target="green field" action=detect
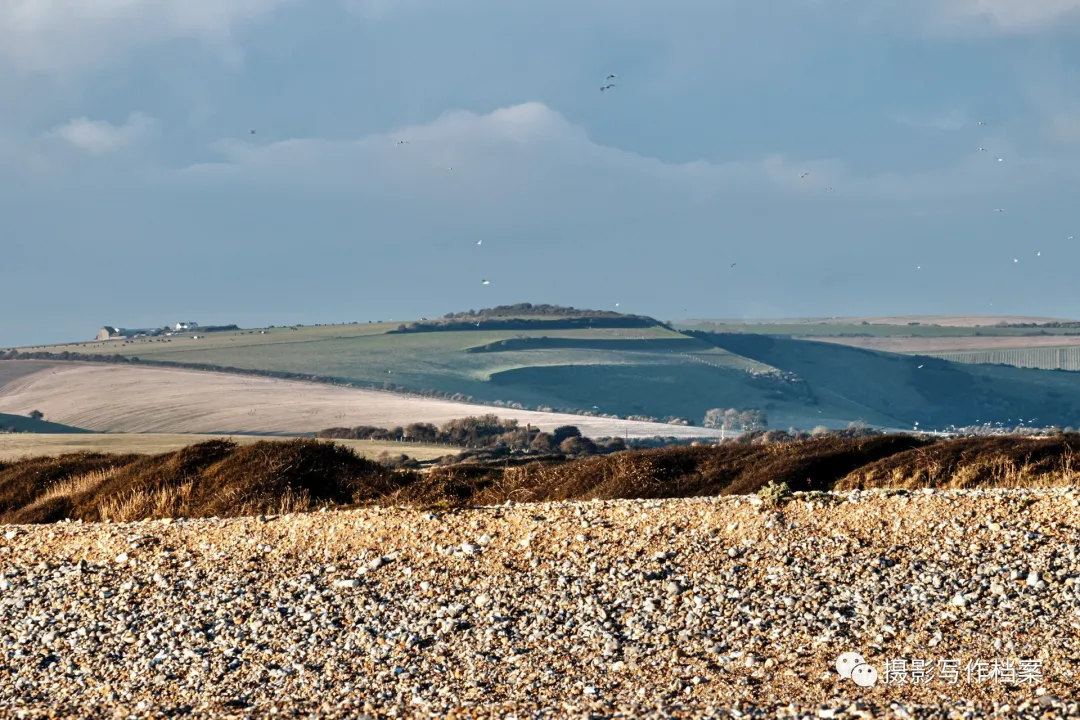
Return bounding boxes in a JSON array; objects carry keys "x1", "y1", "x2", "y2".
[
  {"x1": 0, "y1": 413, "x2": 90, "y2": 434},
  {"x1": 13, "y1": 312, "x2": 1080, "y2": 431}
]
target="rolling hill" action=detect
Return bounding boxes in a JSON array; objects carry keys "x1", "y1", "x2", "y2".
[{"x1": 7, "y1": 307, "x2": 1080, "y2": 432}]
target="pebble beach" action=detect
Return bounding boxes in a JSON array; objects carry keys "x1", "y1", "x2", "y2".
[{"x1": 3, "y1": 488, "x2": 1079, "y2": 718}]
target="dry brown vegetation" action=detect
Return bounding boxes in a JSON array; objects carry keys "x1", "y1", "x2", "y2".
[
  {"x1": 4, "y1": 433, "x2": 1079, "y2": 525},
  {"x1": 838, "y1": 433, "x2": 1080, "y2": 489}
]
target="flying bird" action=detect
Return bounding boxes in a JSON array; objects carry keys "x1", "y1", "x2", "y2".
[
  {"x1": 447, "y1": 167, "x2": 454, "y2": 171},
  {"x1": 977, "y1": 121, "x2": 987, "y2": 126},
  {"x1": 995, "y1": 208, "x2": 1004, "y2": 212},
  {"x1": 976, "y1": 147, "x2": 987, "y2": 152},
  {"x1": 397, "y1": 140, "x2": 409, "y2": 145},
  {"x1": 481, "y1": 279, "x2": 490, "y2": 285},
  {"x1": 1037, "y1": 251, "x2": 1041, "y2": 256},
  {"x1": 997, "y1": 157, "x2": 1004, "y2": 162},
  {"x1": 731, "y1": 262, "x2": 737, "y2": 267},
  {"x1": 250, "y1": 129, "x2": 256, "y2": 135},
  {"x1": 606, "y1": 74, "x2": 617, "y2": 80},
  {"x1": 601, "y1": 84, "x2": 616, "y2": 91},
  {"x1": 476, "y1": 240, "x2": 482, "y2": 246},
  {"x1": 1013, "y1": 258, "x2": 1019, "y2": 263},
  {"x1": 799, "y1": 172, "x2": 810, "y2": 178}
]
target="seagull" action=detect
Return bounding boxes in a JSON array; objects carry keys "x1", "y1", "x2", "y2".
[
  {"x1": 250, "y1": 129, "x2": 256, "y2": 135},
  {"x1": 997, "y1": 157, "x2": 1004, "y2": 162},
  {"x1": 447, "y1": 167, "x2": 454, "y2": 171},
  {"x1": 476, "y1": 240, "x2": 482, "y2": 246},
  {"x1": 976, "y1": 147, "x2": 987, "y2": 152},
  {"x1": 482, "y1": 279, "x2": 490, "y2": 285},
  {"x1": 730, "y1": 262, "x2": 737, "y2": 267},
  {"x1": 614, "y1": 303, "x2": 620, "y2": 307},
  {"x1": 397, "y1": 140, "x2": 409, "y2": 145},
  {"x1": 918, "y1": 365, "x2": 924, "y2": 369},
  {"x1": 606, "y1": 74, "x2": 617, "y2": 80},
  {"x1": 1037, "y1": 251, "x2": 1041, "y2": 256},
  {"x1": 799, "y1": 172, "x2": 810, "y2": 179},
  {"x1": 978, "y1": 121, "x2": 987, "y2": 126},
  {"x1": 601, "y1": 84, "x2": 616, "y2": 91},
  {"x1": 995, "y1": 208, "x2": 1004, "y2": 212},
  {"x1": 916, "y1": 265, "x2": 921, "y2": 270},
  {"x1": 1013, "y1": 258, "x2": 1019, "y2": 263}
]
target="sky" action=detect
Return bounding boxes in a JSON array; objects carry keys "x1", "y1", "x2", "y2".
[{"x1": 3, "y1": 0, "x2": 1080, "y2": 346}]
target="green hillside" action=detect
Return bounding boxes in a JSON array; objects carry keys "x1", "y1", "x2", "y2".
[
  {"x1": 692, "y1": 332, "x2": 1080, "y2": 429},
  {"x1": 12, "y1": 306, "x2": 1080, "y2": 431},
  {"x1": 0, "y1": 413, "x2": 91, "y2": 434}
]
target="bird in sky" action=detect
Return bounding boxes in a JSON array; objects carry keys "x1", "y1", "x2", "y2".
[
  {"x1": 447, "y1": 167, "x2": 454, "y2": 171},
  {"x1": 606, "y1": 74, "x2": 617, "y2": 80},
  {"x1": 250, "y1": 129, "x2": 256, "y2": 135},
  {"x1": 976, "y1": 147, "x2": 987, "y2": 152},
  {"x1": 1013, "y1": 258, "x2": 1019, "y2": 263},
  {"x1": 731, "y1": 262, "x2": 737, "y2": 268},
  {"x1": 997, "y1": 157, "x2": 1004, "y2": 162},
  {"x1": 601, "y1": 84, "x2": 616, "y2": 91},
  {"x1": 482, "y1": 279, "x2": 490, "y2": 285},
  {"x1": 397, "y1": 140, "x2": 408, "y2": 145},
  {"x1": 1036, "y1": 251, "x2": 1041, "y2": 257},
  {"x1": 995, "y1": 208, "x2": 1004, "y2": 213},
  {"x1": 476, "y1": 240, "x2": 482, "y2": 246},
  {"x1": 799, "y1": 172, "x2": 810, "y2": 178},
  {"x1": 978, "y1": 121, "x2": 987, "y2": 126}
]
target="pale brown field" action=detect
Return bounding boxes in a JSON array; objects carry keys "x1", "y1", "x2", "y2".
[
  {"x1": 0, "y1": 361, "x2": 722, "y2": 439},
  {"x1": 812, "y1": 334, "x2": 1080, "y2": 353},
  {"x1": 0, "y1": 433, "x2": 456, "y2": 462}
]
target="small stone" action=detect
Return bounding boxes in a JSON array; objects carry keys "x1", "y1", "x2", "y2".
[
  {"x1": 727, "y1": 548, "x2": 739, "y2": 558},
  {"x1": 475, "y1": 593, "x2": 491, "y2": 607},
  {"x1": 114, "y1": 553, "x2": 129, "y2": 564},
  {"x1": 461, "y1": 543, "x2": 481, "y2": 555},
  {"x1": 478, "y1": 534, "x2": 492, "y2": 545},
  {"x1": 333, "y1": 579, "x2": 361, "y2": 589},
  {"x1": 666, "y1": 581, "x2": 683, "y2": 596},
  {"x1": 950, "y1": 594, "x2": 968, "y2": 607},
  {"x1": 367, "y1": 557, "x2": 384, "y2": 570}
]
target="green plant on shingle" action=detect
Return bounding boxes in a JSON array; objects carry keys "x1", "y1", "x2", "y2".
[{"x1": 757, "y1": 481, "x2": 791, "y2": 507}]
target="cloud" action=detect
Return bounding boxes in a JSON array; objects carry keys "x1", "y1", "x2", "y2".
[
  {"x1": 181, "y1": 100, "x2": 1046, "y2": 219},
  {"x1": 0, "y1": 0, "x2": 289, "y2": 73},
  {"x1": 934, "y1": 0, "x2": 1080, "y2": 32},
  {"x1": 46, "y1": 112, "x2": 157, "y2": 155}
]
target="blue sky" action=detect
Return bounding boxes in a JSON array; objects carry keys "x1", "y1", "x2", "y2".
[{"x1": 3, "y1": 0, "x2": 1080, "y2": 346}]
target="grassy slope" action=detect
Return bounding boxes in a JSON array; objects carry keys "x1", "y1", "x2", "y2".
[
  {"x1": 0, "y1": 413, "x2": 90, "y2": 434},
  {"x1": 694, "y1": 332, "x2": 1080, "y2": 428}
]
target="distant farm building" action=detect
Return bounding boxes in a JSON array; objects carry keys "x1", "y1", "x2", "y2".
[
  {"x1": 95, "y1": 326, "x2": 163, "y2": 341},
  {"x1": 175, "y1": 322, "x2": 199, "y2": 331}
]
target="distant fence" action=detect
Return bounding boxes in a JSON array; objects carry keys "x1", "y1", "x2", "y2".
[{"x1": 923, "y1": 346, "x2": 1080, "y2": 372}]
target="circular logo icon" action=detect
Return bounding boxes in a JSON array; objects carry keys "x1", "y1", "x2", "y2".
[
  {"x1": 851, "y1": 662, "x2": 879, "y2": 687},
  {"x1": 835, "y1": 652, "x2": 866, "y2": 679}
]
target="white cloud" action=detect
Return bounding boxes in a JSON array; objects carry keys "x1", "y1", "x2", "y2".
[
  {"x1": 182, "y1": 100, "x2": 1045, "y2": 217},
  {"x1": 934, "y1": 0, "x2": 1080, "y2": 32},
  {"x1": 46, "y1": 112, "x2": 157, "y2": 155},
  {"x1": 0, "y1": 0, "x2": 289, "y2": 73}
]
